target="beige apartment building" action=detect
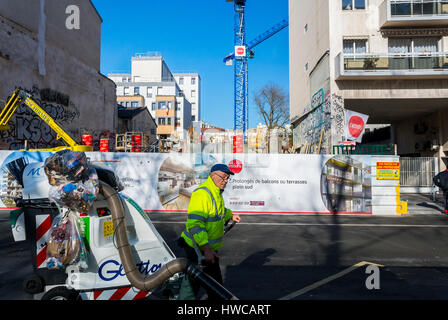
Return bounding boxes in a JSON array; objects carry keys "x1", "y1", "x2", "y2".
[{"x1": 289, "y1": 0, "x2": 448, "y2": 170}]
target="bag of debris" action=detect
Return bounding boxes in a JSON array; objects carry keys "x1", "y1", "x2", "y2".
[
  {"x1": 48, "y1": 167, "x2": 99, "y2": 213},
  {"x1": 44, "y1": 150, "x2": 89, "y2": 186},
  {"x1": 46, "y1": 211, "x2": 88, "y2": 270},
  {"x1": 44, "y1": 150, "x2": 99, "y2": 213}
]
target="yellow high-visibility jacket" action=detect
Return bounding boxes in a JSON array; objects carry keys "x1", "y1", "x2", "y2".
[{"x1": 181, "y1": 175, "x2": 233, "y2": 251}]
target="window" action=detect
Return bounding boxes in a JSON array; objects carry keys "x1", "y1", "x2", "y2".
[
  {"x1": 131, "y1": 101, "x2": 138, "y2": 107},
  {"x1": 167, "y1": 117, "x2": 172, "y2": 125},
  {"x1": 179, "y1": 77, "x2": 184, "y2": 85},
  {"x1": 124, "y1": 87, "x2": 130, "y2": 95},
  {"x1": 158, "y1": 117, "x2": 166, "y2": 125},
  {"x1": 192, "y1": 115, "x2": 196, "y2": 121},
  {"x1": 191, "y1": 90, "x2": 196, "y2": 98},
  {"x1": 342, "y1": 0, "x2": 366, "y2": 10},
  {"x1": 388, "y1": 37, "x2": 439, "y2": 54},
  {"x1": 191, "y1": 77, "x2": 196, "y2": 85},
  {"x1": 122, "y1": 77, "x2": 126, "y2": 82},
  {"x1": 191, "y1": 102, "x2": 196, "y2": 110},
  {"x1": 134, "y1": 87, "x2": 140, "y2": 95},
  {"x1": 147, "y1": 87, "x2": 152, "y2": 98},
  {"x1": 175, "y1": 102, "x2": 181, "y2": 111},
  {"x1": 158, "y1": 101, "x2": 167, "y2": 110},
  {"x1": 388, "y1": 37, "x2": 440, "y2": 69},
  {"x1": 343, "y1": 39, "x2": 368, "y2": 55},
  {"x1": 151, "y1": 103, "x2": 156, "y2": 111},
  {"x1": 305, "y1": 62, "x2": 309, "y2": 71},
  {"x1": 157, "y1": 87, "x2": 163, "y2": 95},
  {"x1": 304, "y1": 24, "x2": 308, "y2": 33}
]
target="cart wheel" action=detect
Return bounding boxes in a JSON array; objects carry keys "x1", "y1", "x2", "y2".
[
  {"x1": 23, "y1": 274, "x2": 45, "y2": 294},
  {"x1": 42, "y1": 287, "x2": 80, "y2": 300}
]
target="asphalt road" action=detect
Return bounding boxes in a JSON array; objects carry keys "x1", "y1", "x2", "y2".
[{"x1": 2, "y1": 211, "x2": 448, "y2": 300}]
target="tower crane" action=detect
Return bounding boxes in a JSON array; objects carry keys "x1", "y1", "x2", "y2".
[{"x1": 224, "y1": 0, "x2": 288, "y2": 143}]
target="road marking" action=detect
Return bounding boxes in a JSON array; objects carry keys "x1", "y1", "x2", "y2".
[
  {"x1": 150, "y1": 221, "x2": 448, "y2": 228},
  {"x1": 278, "y1": 261, "x2": 384, "y2": 300}
]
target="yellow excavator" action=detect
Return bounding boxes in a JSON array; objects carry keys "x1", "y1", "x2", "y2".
[{"x1": 0, "y1": 89, "x2": 92, "y2": 152}]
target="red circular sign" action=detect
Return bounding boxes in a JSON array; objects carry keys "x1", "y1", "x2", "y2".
[
  {"x1": 228, "y1": 159, "x2": 243, "y2": 174},
  {"x1": 236, "y1": 47, "x2": 245, "y2": 55},
  {"x1": 348, "y1": 116, "x2": 365, "y2": 138}
]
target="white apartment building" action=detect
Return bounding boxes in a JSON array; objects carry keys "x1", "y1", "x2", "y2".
[
  {"x1": 173, "y1": 73, "x2": 201, "y2": 122},
  {"x1": 289, "y1": 0, "x2": 448, "y2": 170},
  {"x1": 108, "y1": 53, "x2": 196, "y2": 139}
]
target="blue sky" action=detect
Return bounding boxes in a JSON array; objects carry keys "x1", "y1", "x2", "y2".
[{"x1": 91, "y1": 0, "x2": 289, "y2": 129}]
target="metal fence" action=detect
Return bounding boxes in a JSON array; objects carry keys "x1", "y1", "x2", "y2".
[
  {"x1": 333, "y1": 144, "x2": 394, "y2": 155},
  {"x1": 400, "y1": 157, "x2": 438, "y2": 187}
]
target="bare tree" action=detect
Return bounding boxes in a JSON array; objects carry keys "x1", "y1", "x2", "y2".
[
  {"x1": 253, "y1": 83, "x2": 289, "y2": 129},
  {"x1": 253, "y1": 83, "x2": 290, "y2": 153}
]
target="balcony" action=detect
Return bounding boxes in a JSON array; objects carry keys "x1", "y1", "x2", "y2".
[
  {"x1": 157, "y1": 125, "x2": 175, "y2": 135},
  {"x1": 335, "y1": 52, "x2": 448, "y2": 79},
  {"x1": 379, "y1": 0, "x2": 448, "y2": 28}
]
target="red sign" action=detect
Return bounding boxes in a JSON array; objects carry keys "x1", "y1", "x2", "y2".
[
  {"x1": 82, "y1": 134, "x2": 93, "y2": 146},
  {"x1": 233, "y1": 135, "x2": 243, "y2": 153},
  {"x1": 348, "y1": 115, "x2": 365, "y2": 138},
  {"x1": 235, "y1": 46, "x2": 246, "y2": 57},
  {"x1": 100, "y1": 138, "x2": 109, "y2": 152},
  {"x1": 228, "y1": 159, "x2": 243, "y2": 174}
]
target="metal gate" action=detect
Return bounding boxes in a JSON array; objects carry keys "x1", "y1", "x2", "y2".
[{"x1": 400, "y1": 157, "x2": 438, "y2": 187}]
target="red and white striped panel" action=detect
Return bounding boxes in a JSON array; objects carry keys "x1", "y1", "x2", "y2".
[
  {"x1": 89, "y1": 287, "x2": 151, "y2": 300},
  {"x1": 35, "y1": 215, "x2": 52, "y2": 268}
]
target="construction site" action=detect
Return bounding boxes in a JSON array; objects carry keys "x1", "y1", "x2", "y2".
[{"x1": 2, "y1": 0, "x2": 448, "y2": 306}]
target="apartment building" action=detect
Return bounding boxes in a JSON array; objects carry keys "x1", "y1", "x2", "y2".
[
  {"x1": 289, "y1": 0, "x2": 448, "y2": 169},
  {"x1": 173, "y1": 73, "x2": 201, "y2": 122},
  {"x1": 108, "y1": 53, "x2": 196, "y2": 140}
]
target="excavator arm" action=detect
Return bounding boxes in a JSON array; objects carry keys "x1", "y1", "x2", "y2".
[{"x1": 0, "y1": 89, "x2": 92, "y2": 152}]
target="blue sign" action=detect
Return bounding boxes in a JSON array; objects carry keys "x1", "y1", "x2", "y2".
[{"x1": 98, "y1": 259, "x2": 162, "y2": 281}]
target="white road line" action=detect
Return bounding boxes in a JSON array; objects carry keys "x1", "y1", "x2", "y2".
[
  {"x1": 278, "y1": 261, "x2": 384, "y2": 300},
  {"x1": 151, "y1": 221, "x2": 448, "y2": 228}
]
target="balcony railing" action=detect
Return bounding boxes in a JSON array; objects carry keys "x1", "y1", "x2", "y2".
[
  {"x1": 344, "y1": 52, "x2": 448, "y2": 70},
  {"x1": 380, "y1": 0, "x2": 448, "y2": 27},
  {"x1": 336, "y1": 52, "x2": 448, "y2": 79}
]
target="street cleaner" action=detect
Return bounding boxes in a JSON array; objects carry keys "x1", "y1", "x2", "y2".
[{"x1": 178, "y1": 164, "x2": 241, "y2": 300}]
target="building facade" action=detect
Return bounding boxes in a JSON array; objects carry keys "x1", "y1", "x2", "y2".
[
  {"x1": 173, "y1": 73, "x2": 201, "y2": 122},
  {"x1": 0, "y1": 0, "x2": 116, "y2": 150},
  {"x1": 289, "y1": 0, "x2": 448, "y2": 169},
  {"x1": 108, "y1": 53, "x2": 197, "y2": 140}
]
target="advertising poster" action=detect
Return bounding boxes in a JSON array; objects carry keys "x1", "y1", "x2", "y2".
[{"x1": 0, "y1": 151, "x2": 388, "y2": 215}]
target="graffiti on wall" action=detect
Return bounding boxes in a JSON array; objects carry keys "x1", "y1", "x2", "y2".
[
  {"x1": 331, "y1": 93, "x2": 345, "y2": 137},
  {"x1": 296, "y1": 89, "x2": 332, "y2": 153},
  {"x1": 0, "y1": 86, "x2": 80, "y2": 150},
  {"x1": 294, "y1": 90, "x2": 348, "y2": 154}
]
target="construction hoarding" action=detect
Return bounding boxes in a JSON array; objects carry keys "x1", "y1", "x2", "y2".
[{"x1": 0, "y1": 151, "x2": 405, "y2": 215}]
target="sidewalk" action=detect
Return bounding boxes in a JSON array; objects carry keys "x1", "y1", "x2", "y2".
[{"x1": 401, "y1": 192, "x2": 445, "y2": 215}]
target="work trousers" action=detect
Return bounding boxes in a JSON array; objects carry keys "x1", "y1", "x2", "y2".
[{"x1": 178, "y1": 238, "x2": 223, "y2": 301}]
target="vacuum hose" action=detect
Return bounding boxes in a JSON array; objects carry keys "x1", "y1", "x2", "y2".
[
  {"x1": 101, "y1": 181, "x2": 188, "y2": 292},
  {"x1": 100, "y1": 181, "x2": 238, "y2": 300}
]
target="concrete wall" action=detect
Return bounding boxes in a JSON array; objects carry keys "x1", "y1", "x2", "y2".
[
  {"x1": 0, "y1": 0, "x2": 116, "y2": 151},
  {"x1": 289, "y1": 0, "x2": 330, "y2": 121}
]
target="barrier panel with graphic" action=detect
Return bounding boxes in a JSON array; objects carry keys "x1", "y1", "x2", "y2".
[{"x1": 0, "y1": 151, "x2": 405, "y2": 215}]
